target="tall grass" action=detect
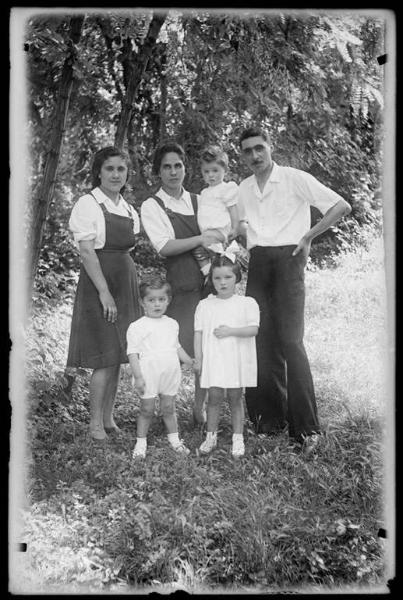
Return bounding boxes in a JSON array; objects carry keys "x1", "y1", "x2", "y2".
[{"x1": 10, "y1": 237, "x2": 391, "y2": 594}]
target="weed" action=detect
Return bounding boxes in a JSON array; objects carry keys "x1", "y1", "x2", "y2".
[{"x1": 12, "y1": 236, "x2": 391, "y2": 594}]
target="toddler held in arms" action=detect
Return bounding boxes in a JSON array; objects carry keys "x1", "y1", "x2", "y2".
[
  {"x1": 192, "y1": 145, "x2": 240, "y2": 279},
  {"x1": 127, "y1": 276, "x2": 194, "y2": 459}
]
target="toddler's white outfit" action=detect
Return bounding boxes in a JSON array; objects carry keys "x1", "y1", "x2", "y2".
[
  {"x1": 126, "y1": 315, "x2": 182, "y2": 398},
  {"x1": 194, "y1": 294, "x2": 259, "y2": 388},
  {"x1": 197, "y1": 181, "x2": 239, "y2": 241}
]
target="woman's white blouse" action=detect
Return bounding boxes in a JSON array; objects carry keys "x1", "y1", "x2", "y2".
[
  {"x1": 69, "y1": 187, "x2": 140, "y2": 249},
  {"x1": 141, "y1": 187, "x2": 198, "y2": 254}
]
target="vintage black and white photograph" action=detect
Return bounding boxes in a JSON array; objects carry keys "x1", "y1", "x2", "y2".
[{"x1": 9, "y1": 6, "x2": 395, "y2": 594}]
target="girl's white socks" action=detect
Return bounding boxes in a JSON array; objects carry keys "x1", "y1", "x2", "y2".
[
  {"x1": 167, "y1": 432, "x2": 181, "y2": 447},
  {"x1": 132, "y1": 436, "x2": 147, "y2": 458}
]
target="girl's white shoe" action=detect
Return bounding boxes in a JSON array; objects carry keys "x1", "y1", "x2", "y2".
[
  {"x1": 199, "y1": 433, "x2": 217, "y2": 454},
  {"x1": 172, "y1": 441, "x2": 190, "y2": 455},
  {"x1": 132, "y1": 444, "x2": 146, "y2": 459},
  {"x1": 231, "y1": 437, "x2": 245, "y2": 457}
]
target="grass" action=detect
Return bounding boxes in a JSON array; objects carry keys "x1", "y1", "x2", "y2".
[{"x1": 10, "y1": 237, "x2": 392, "y2": 594}]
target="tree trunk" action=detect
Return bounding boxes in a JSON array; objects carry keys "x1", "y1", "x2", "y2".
[
  {"x1": 29, "y1": 16, "x2": 84, "y2": 288},
  {"x1": 114, "y1": 13, "x2": 166, "y2": 150}
]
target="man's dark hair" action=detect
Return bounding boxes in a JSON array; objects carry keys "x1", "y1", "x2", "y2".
[
  {"x1": 239, "y1": 127, "x2": 271, "y2": 148},
  {"x1": 152, "y1": 141, "x2": 186, "y2": 175}
]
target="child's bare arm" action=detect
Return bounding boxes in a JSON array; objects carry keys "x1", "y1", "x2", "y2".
[
  {"x1": 227, "y1": 204, "x2": 240, "y2": 241},
  {"x1": 128, "y1": 353, "x2": 146, "y2": 395},
  {"x1": 213, "y1": 325, "x2": 259, "y2": 339},
  {"x1": 177, "y1": 346, "x2": 193, "y2": 366},
  {"x1": 193, "y1": 330, "x2": 203, "y2": 374}
]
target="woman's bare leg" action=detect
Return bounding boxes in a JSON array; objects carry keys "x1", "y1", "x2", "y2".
[
  {"x1": 89, "y1": 366, "x2": 119, "y2": 440},
  {"x1": 103, "y1": 365, "x2": 121, "y2": 430}
]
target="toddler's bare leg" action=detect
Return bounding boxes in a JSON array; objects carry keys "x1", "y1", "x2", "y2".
[
  {"x1": 137, "y1": 397, "x2": 156, "y2": 438},
  {"x1": 227, "y1": 388, "x2": 244, "y2": 434},
  {"x1": 194, "y1": 373, "x2": 207, "y2": 425},
  {"x1": 160, "y1": 395, "x2": 178, "y2": 434},
  {"x1": 206, "y1": 387, "x2": 225, "y2": 432}
]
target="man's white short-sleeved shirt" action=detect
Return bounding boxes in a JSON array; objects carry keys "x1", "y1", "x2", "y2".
[
  {"x1": 237, "y1": 162, "x2": 344, "y2": 249},
  {"x1": 69, "y1": 186, "x2": 140, "y2": 249}
]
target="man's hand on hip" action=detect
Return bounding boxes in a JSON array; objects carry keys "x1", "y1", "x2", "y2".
[{"x1": 292, "y1": 237, "x2": 311, "y2": 261}]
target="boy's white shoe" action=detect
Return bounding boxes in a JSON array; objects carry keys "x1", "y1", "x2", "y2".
[
  {"x1": 199, "y1": 432, "x2": 217, "y2": 454},
  {"x1": 232, "y1": 437, "x2": 245, "y2": 457}
]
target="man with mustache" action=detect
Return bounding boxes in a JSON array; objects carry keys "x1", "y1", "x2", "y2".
[{"x1": 237, "y1": 126, "x2": 351, "y2": 449}]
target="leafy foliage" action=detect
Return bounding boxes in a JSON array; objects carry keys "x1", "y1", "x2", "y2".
[{"x1": 23, "y1": 10, "x2": 386, "y2": 290}]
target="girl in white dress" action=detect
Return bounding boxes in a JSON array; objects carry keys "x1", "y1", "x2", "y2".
[
  {"x1": 127, "y1": 276, "x2": 194, "y2": 458},
  {"x1": 194, "y1": 246, "x2": 260, "y2": 457}
]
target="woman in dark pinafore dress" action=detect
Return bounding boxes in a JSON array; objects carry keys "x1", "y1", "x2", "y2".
[
  {"x1": 140, "y1": 142, "x2": 224, "y2": 425},
  {"x1": 67, "y1": 147, "x2": 142, "y2": 441}
]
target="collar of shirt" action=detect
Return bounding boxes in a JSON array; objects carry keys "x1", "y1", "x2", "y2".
[
  {"x1": 248, "y1": 162, "x2": 281, "y2": 197},
  {"x1": 156, "y1": 186, "x2": 194, "y2": 212},
  {"x1": 91, "y1": 186, "x2": 128, "y2": 210}
]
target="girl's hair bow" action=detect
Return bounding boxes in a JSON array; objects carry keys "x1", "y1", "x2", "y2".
[{"x1": 209, "y1": 240, "x2": 241, "y2": 263}]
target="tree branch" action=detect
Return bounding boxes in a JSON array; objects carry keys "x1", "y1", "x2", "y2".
[{"x1": 114, "y1": 12, "x2": 166, "y2": 149}]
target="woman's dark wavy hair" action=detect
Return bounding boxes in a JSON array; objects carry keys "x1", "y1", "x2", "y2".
[
  {"x1": 207, "y1": 254, "x2": 242, "y2": 294},
  {"x1": 152, "y1": 141, "x2": 186, "y2": 175},
  {"x1": 91, "y1": 146, "x2": 131, "y2": 190}
]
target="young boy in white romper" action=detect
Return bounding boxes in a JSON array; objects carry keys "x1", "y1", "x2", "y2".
[{"x1": 127, "y1": 276, "x2": 194, "y2": 458}]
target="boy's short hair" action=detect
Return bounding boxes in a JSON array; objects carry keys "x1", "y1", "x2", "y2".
[
  {"x1": 200, "y1": 145, "x2": 229, "y2": 170},
  {"x1": 239, "y1": 127, "x2": 271, "y2": 148},
  {"x1": 207, "y1": 254, "x2": 242, "y2": 292},
  {"x1": 139, "y1": 275, "x2": 172, "y2": 300}
]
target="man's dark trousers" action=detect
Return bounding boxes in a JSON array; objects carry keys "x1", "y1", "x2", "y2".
[{"x1": 245, "y1": 245, "x2": 320, "y2": 440}]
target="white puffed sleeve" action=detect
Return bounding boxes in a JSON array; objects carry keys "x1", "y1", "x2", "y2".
[
  {"x1": 222, "y1": 181, "x2": 239, "y2": 207},
  {"x1": 69, "y1": 194, "x2": 102, "y2": 244},
  {"x1": 172, "y1": 319, "x2": 181, "y2": 349},
  {"x1": 244, "y1": 296, "x2": 260, "y2": 327},
  {"x1": 126, "y1": 319, "x2": 146, "y2": 356},
  {"x1": 141, "y1": 197, "x2": 176, "y2": 253},
  {"x1": 194, "y1": 300, "x2": 205, "y2": 332}
]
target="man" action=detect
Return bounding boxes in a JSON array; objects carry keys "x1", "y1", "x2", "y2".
[{"x1": 237, "y1": 126, "x2": 351, "y2": 446}]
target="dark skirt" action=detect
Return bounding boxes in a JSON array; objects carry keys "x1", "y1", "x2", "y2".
[
  {"x1": 166, "y1": 289, "x2": 202, "y2": 358},
  {"x1": 67, "y1": 252, "x2": 141, "y2": 369}
]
